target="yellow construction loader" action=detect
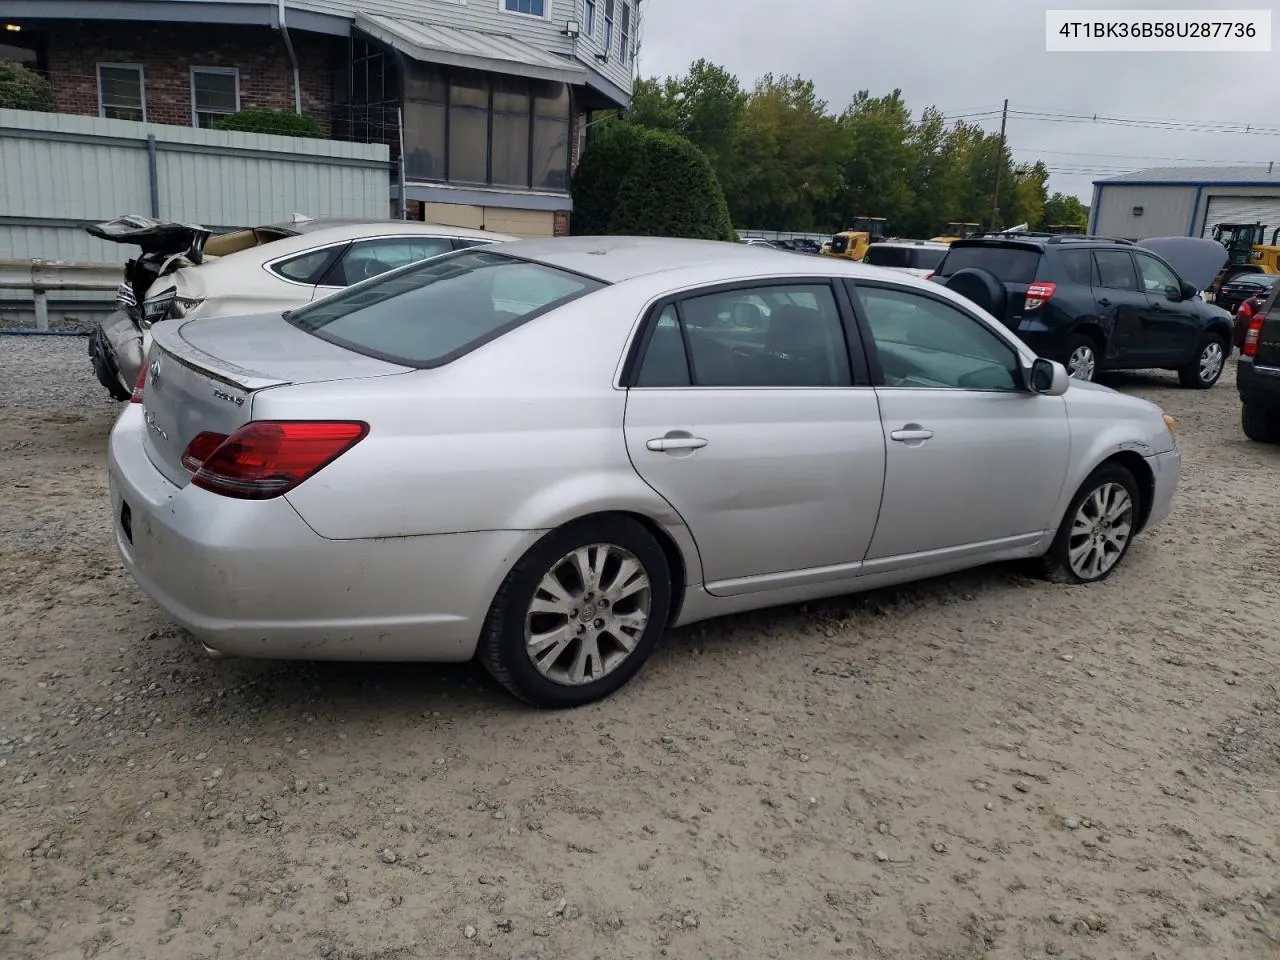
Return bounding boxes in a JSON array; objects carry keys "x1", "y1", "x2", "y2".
[
  {"x1": 929, "y1": 221, "x2": 982, "y2": 243},
  {"x1": 822, "y1": 216, "x2": 889, "y2": 261}
]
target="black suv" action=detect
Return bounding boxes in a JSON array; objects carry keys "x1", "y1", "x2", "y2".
[
  {"x1": 1237, "y1": 281, "x2": 1280, "y2": 442},
  {"x1": 930, "y1": 233, "x2": 1234, "y2": 388}
]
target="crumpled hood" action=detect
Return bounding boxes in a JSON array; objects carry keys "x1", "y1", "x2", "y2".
[{"x1": 1137, "y1": 237, "x2": 1228, "y2": 291}]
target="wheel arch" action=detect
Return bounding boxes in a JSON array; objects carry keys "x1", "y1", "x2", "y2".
[
  {"x1": 1094, "y1": 450, "x2": 1155, "y2": 532},
  {"x1": 1071, "y1": 320, "x2": 1108, "y2": 354}
]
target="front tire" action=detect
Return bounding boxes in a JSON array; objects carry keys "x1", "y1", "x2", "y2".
[
  {"x1": 1177, "y1": 335, "x2": 1227, "y2": 389},
  {"x1": 1041, "y1": 465, "x2": 1141, "y2": 584},
  {"x1": 478, "y1": 516, "x2": 671, "y2": 708},
  {"x1": 1065, "y1": 334, "x2": 1099, "y2": 382},
  {"x1": 1242, "y1": 403, "x2": 1280, "y2": 443}
]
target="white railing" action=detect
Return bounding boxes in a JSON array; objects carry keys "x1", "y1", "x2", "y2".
[{"x1": 0, "y1": 260, "x2": 120, "y2": 330}]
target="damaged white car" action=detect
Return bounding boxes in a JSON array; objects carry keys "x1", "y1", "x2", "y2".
[{"x1": 87, "y1": 215, "x2": 513, "y2": 400}]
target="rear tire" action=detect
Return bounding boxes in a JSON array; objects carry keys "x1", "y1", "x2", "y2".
[
  {"x1": 1241, "y1": 403, "x2": 1280, "y2": 443},
  {"x1": 1065, "y1": 334, "x2": 1099, "y2": 382},
  {"x1": 1178, "y1": 335, "x2": 1228, "y2": 389},
  {"x1": 478, "y1": 516, "x2": 671, "y2": 708},
  {"x1": 1040, "y1": 464, "x2": 1141, "y2": 585}
]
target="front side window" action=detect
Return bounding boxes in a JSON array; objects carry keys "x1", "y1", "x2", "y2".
[
  {"x1": 858, "y1": 285, "x2": 1019, "y2": 391},
  {"x1": 1133, "y1": 251, "x2": 1182, "y2": 296},
  {"x1": 504, "y1": 0, "x2": 546, "y2": 14},
  {"x1": 324, "y1": 237, "x2": 456, "y2": 286},
  {"x1": 633, "y1": 284, "x2": 853, "y2": 388},
  {"x1": 191, "y1": 68, "x2": 239, "y2": 129},
  {"x1": 289, "y1": 250, "x2": 604, "y2": 367},
  {"x1": 1093, "y1": 250, "x2": 1139, "y2": 291},
  {"x1": 98, "y1": 64, "x2": 145, "y2": 122}
]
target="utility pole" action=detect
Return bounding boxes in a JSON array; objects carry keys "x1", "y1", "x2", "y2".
[{"x1": 990, "y1": 98, "x2": 1008, "y2": 230}]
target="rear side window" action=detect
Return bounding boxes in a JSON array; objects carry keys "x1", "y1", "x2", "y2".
[
  {"x1": 935, "y1": 245, "x2": 1041, "y2": 283},
  {"x1": 864, "y1": 246, "x2": 946, "y2": 270},
  {"x1": 273, "y1": 247, "x2": 339, "y2": 284},
  {"x1": 288, "y1": 249, "x2": 604, "y2": 367},
  {"x1": 1057, "y1": 249, "x2": 1093, "y2": 286}
]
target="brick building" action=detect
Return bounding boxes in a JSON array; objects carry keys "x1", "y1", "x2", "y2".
[{"x1": 0, "y1": 0, "x2": 641, "y2": 237}]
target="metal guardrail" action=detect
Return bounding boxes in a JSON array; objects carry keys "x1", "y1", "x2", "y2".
[{"x1": 0, "y1": 259, "x2": 120, "y2": 330}]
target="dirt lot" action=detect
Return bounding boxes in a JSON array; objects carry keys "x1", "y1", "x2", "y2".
[{"x1": 1, "y1": 337, "x2": 1278, "y2": 960}]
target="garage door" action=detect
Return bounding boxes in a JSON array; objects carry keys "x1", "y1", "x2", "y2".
[
  {"x1": 483, "y1": 209, "x2": 555, "y2": 238},
  {"x1": 1200, "y1": 196, "x2": 1280, "y2": 237},
  {"x1": 424, "y1": 203, "x2": 485, "y2": 230}
]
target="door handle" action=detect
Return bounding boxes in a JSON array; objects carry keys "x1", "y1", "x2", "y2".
[
  {"x1": 1097, "y1": 297, "x2": 1111, "y2": 307},
  {"x1": 647, "y1": 433, "x2": 708, "y2": 452},
  {"x1": 890, "y1": 426, "x2": 934, "y2": 442}
]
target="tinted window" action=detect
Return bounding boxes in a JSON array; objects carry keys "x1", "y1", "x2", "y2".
[
  {"x1": 1133, "y1": 252, "x2": 1181, "y2": 295},
  {"x1": 1058, "y1": 249, "x2": 1093, "y2": 286},
  {"x1": 634, "y1": 284, "x2": 852, "y2": 388},
  {"x1": 858, "y1": 286, "x2": 1019, "y2": 391},
  {"x1": 1093, "y1": 250, "x2": 1139, "y2": 291},
  {"x1": 324, "y1": 237, "x2": 455, "y2": 286},
  {"x1": 289, "y1": 249, "x2": 603, "y2": 366},
  {"x1": 864, "y1": 246, "x2": 947, "y2": 270},
  {"x1": 936, "y1": 245, "x2": 1041, "y2": 283},
  {"x1": 273, "y1": 247, "x2": 337, "y2": 284}
]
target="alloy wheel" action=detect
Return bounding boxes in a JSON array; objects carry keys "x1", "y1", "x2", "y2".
[
  {"x1": 1067, "y1": 344, "x2": 1097, "y2": 381},
  {"x1": 1066, "y1": 482, "x2": 1134, "y2": 580},
  {"x1": 524, "y1": 543, "x2": 652, "y2": 686},
  {"x1": 1198, "y1": 341, "x2": 1225, "y2": 384}
]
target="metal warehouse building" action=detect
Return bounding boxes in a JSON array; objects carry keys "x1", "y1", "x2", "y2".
[{"x1": 1089, "y1": 165, "x2": 1280, "y2": 240}]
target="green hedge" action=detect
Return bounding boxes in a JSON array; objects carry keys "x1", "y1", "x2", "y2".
[
  {"x1": 0, "y1": 60, "x2": 56, "y2": 112},
  {"x1": 606, "y1": 130, "x2": 736, "y2": 242},
  {"x1": 214, "y1": 108, "x2": 322, "y2": 138},
  {"x1": 569, "y1": 120, "x2": 649, "y2": 236}
]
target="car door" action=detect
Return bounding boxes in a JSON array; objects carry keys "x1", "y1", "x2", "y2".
[
  {"x1": 1132, "y1": 249, "x2": 1201, "y2": 363},
  {"x1": 847, "y1": 280, "x2": 1071, "y2": 571},
  {"x1": 622, "y1": 281, "x2": 887, "y2": 597},
  {"x1": 1090, "y1": 249, "x2": 1150, "y2": 364},
  {"x1": 313, "y1": 235, "x2": 457, "y2": 300}
]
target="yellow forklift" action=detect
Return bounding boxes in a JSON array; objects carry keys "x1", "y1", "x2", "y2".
[
  {"x1": 1211, "y1": 222, "x2": 1280, "y2": 285},
  {"x1": 929, "y1": 221, "x2": 982, "y2": 243},
  {"x1": 822, "y1": 216, "x2": 889, "y2": 261}
]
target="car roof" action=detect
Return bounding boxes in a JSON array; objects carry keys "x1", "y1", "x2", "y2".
[{"x1": 493, "y1": 235, "x2": 904, "y2": 283}]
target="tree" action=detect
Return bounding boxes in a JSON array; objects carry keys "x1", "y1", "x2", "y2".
[
  {"x1": 570, "y1": 120, "x2": 650, "y2": 235},
  {"x1": 0, "y1": 60, "x2": 56, "y2": 113},
  {"x1": 215, "y1": 109, "x2": 321, "y2": 138},
  {"x1": 1041, "y1": 192, "x2": 1090, "y2": 229},
  {"x1": 607, "y1": 131, "x2": 735, "y2": 241}
]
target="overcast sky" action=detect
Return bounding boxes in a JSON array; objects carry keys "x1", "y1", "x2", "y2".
[{"x1": 637, "y1": 0, "x2": 1278, "y2": 204}]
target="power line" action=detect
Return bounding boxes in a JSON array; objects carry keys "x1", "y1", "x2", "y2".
[{"x1": 1009, "y1": 145, "x2": 1274, "y2": 165}]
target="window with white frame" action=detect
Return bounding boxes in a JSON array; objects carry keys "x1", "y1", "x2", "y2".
[
  {"x1": 604, "y1": 0, "x2": 614, "y2": 52},
  {"x1": 98, "y1": 64, "x2": 145, "y2": 122},
  {"x1": 502, "y1": 0, "x2": 547, "y2": 15},
  {"x1": 191, "y1": 67, "x2": 240, "y2": 129},
  {"x1": 584, "y1": 0, "x2": 597, "y2": 36},
  {"x1": 620, "y1": 2, "x2": 631, "y2": 63}
]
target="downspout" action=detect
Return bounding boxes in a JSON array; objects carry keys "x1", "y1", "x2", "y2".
[
  {"x1": 1186, "y1": 184, "x2": 1204, "y2": 237},
  {"x1": 276, "y1": 0, "x2": 303, "y2": 114}
]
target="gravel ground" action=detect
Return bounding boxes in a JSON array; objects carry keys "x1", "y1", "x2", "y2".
[{"x1": 1, "y1": 336, "x2": 1278, "y2": 960}]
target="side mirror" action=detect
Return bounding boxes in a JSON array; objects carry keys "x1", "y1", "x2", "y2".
[
  {"x1": 1179, "y1": 280, "x2": 1198, "y2": 300},
  {"x1": 1029, "y1": 357, "x2": 1070, "y2": 396}
]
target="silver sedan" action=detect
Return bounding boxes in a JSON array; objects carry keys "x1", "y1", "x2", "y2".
[{"x1": 108, "y1": 237, "x2": 1182, "y2": 707}]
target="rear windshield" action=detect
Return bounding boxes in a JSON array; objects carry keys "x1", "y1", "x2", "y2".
[
  {"x1": 863, "y1": 246, "x2": 946, "y2": 270},
  {"x1": 936, "y1": 244, "x2": 1042, "y2": 283},
  {"x1": 287, "y1": 249, "x2": 604, "y2": 367}
]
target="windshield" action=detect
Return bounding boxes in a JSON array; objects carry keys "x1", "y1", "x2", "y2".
[
  {"x1": 935, "y1": 245, "x2": 1042, "y2": 283},
  {"x1": 864, "y1": 246, "x2": 946, "y2": 270},
  {"x1": 287, "y1": 249, "x2": 605, "y2": 367}
]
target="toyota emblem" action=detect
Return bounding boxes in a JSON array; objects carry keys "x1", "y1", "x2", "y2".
[{"x1": 148, "y1": 358, "x2": 161, "y2": 389}]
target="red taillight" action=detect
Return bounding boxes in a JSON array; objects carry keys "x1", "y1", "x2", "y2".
[
  {"x1": 1238, "y1": 300, "x2": 1254, "y2": 320},
  {"x1": 1024, "y1": 281, "x2": 1057, "y2": 311},
  {"x1": 1243, "y1": 315, "x2": 1265, "y2": 358},
  {"x1": 180, "y1": 431, "x2": 229, "y2": 473},
  {"x1": 186, "y1": 421, "x2": 368, "y2": 500},
  {"x1": 130, "y1": 363, "x2": 148, "y2": 403},
  {"x1": 924, "y1": 272, "x2": 934, "y2": 280}
]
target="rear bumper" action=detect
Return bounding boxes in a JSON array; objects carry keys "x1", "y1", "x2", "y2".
[
  {"x1": 107, "y1": 405, "x2": 544, "y2": 662},
  {"x1": 1237, "y1": 357, "x2": 1280, "y2": 410},
  {"x1": 1143, "y1": 449, "x2": 1180, "y2": 531}
]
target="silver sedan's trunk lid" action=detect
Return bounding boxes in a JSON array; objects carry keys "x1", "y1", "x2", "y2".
[{"x1": 143, "y1": 312, "x2": 410, "y2": 487}]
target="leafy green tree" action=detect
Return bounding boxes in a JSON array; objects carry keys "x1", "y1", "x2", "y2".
[
  {"x1": 1041, "y1": 192, "x2": 1090, "y2": 229},
  {"x1": 214, "y1": 109, "x2": 321, "y2": 138},
  {"x1": 0, "y1": 60, "x2": 56, "y2": 112},
  {"x1": 607, "y1": 131, "x2": 735, "y2": 241},
  {"x1": 570, "y1": 120, "x2": 650, "y2": 235}
]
